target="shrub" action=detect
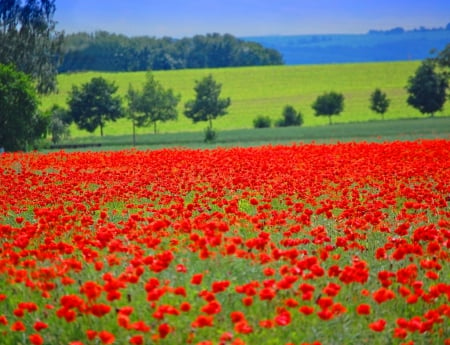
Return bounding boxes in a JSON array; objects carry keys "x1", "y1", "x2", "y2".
[
  {"x1": 253, "y1": 115, "x2": 272, "y2": 128},
  {"x1": 276, "y1": 105, "x2": 303, "y2": 127},
  {"x1": 204, "y1": 127, "x2": 217, "y2": 143}
]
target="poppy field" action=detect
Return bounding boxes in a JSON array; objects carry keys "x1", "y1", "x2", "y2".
[{"x1": 0, "y1": 140, "x2": 449, "y2": 345}]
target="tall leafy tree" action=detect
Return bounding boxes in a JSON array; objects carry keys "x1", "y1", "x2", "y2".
[
  {"x1": 67, "y1": 77, "x2": 123, "y2": 136},
  {"x1": 312, "y1": 92, "x2": 344, "y2": 125},
  {"x1": 370, "y1": 88, "x2": 390, "y2": 120},
  {"x1": 184, "y1": 74, "x2": 231, "y2": 132},
  {"x1": 127, "y1": 72, "x2": 180, "y2": 140},
  {"x1": 0, "y1": 0, "x2": 64, "y2": 93},
  {"x1": 406, "y1": 60, "x2": 448, "y2": 117},
  {"x1": 0, "y1": 64, "x2": 47, "y2": 151}
]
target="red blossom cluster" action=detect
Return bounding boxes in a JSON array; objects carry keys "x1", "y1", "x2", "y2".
[{"x1": 0, "y1": 140, "x2": 449, "y2": 344}]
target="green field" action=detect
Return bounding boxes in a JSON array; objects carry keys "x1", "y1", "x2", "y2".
[
  {"x1": 40, "y1": 61, "x2": 450, "y2": 138},
  {"x1": 45, "y1": 117, "x2": 450, "y2": 152}
]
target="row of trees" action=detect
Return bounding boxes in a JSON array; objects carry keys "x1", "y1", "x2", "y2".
[
  {"x1": 56, "y1": 73, "x2": 230, "y2": 144},
  {"x1": 254, "y1": 89, "x2": 388, "y2": 129},
  {"x1": 2, "y1": 48, "x2": 449, "y2": 151},
  {"x1": 60, "y1": 31, "x2": 283, "y2": 72},
  {"x1": 0, "y1": 0, "x2": 449, "y2": 151}
]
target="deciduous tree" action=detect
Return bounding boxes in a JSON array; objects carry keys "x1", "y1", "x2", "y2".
[
  {"x1": 127, "y1": 72, "x2": 180, "y2": 139},
  {"x1": 184, "y1": 74, "x2": 231, "y2": 141},
  {"x1": 276, "y1": 105, "x2": 303, "y2": 127},
  {"x1": 370, "y1": 88, "x2": 390, "y2": 119},
  {"x1": 67, "y1": 77, "x2": 123, "y2": 136},
  {"x1": 0, "y1": 0, "x2": 64, "y2": 93},
  {"x1": 0, "y1": 64, "x2": 47, "y2": 151},
  {"x1": 312, "y1": 92, "x2": 344, "y2": 125},
  {"x1": 406, "y1": 60, "x2": 448, "y2": 117}
]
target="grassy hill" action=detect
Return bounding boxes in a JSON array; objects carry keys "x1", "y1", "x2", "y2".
[{"x1": 40, "y1": 61, "x2": 450, "y2": 138}]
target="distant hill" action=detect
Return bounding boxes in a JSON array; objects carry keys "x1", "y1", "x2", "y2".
[{"x1": 243, "y1": 27, "x2": 449, "y2": 65}]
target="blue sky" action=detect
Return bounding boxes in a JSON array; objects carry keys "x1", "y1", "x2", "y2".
[{"x1": 55, "y1": 0, "x2": 450, "y2": 37}]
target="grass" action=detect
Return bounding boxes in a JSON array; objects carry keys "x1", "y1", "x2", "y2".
[
  {"x1": 40, "y1": 61, "x2": 450, "y2": 139},
  {"x1": 45, "y1": 117, "x2": 450, "y2": 152}
]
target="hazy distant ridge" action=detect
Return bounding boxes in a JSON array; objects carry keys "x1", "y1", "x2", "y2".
[{"x1": 243, "y1": 27, "x2": 450, "y2": 65}]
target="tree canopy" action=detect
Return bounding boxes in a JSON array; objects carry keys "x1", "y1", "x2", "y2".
[
  {"x1": 0, "y1": 64, "x2": 47, "y2": 151},
  {"x1": 127, "y1": 72, "x2": 180, "y2": 137},
  {"x1": 370, "y1": 88, "x2": 390, "y2": 119},
  {"x1": 0, "y1": 0, "x2": 64, "y2": 93},
  {"x1": 276, "y1": 105, "x2": 303, "y2": 127},
  {"x1": 184, "y1": 75, "x2": 231, "y2": 130},
  {"x1": 60, "y1": 32, "x2": 283, "y2": 72},
  {"x1": 312, "y1": 92, "x2": 345, "y2": 125},
  {"x1": 406, "y1": 60, "x2": 448, "y2": 116},
  {"x1": 67, "y1": 77, "x2": 123, "y2": 136}
]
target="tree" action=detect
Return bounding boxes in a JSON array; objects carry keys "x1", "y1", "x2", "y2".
[
  {"x1": 276, "y1": 105, "x2": 303, "y2": 127},
  {"x1": 47, "y1": 104, "x2": 71, "y2": 144},
  {"x1": 67, "y1": 77, "x2": 123, "y2": 136},
  {"x1": 184, "y1": 74, "x2": 231, "y2": 141},
  {"x1": 0, "y1": 64, "x2": 47, "y2": 151},
  {"x1": 406, "y1": 60, "x2": 448, "y2": 117},
  {"x1": 434, "y1": 43, "x2": 450, "y2": 71},
  {"x1": 127, "y1": 72, "x2": 180, "y2": 139},
  {"x1": 312, "y1": 92, "x2": 344, "y2": 125},
  {"x1": 0, "y1": 0, "x2": 64, "y2": 93},
  {"x1": 370, "y1": 88, "x2": 390, "y2": 119}
]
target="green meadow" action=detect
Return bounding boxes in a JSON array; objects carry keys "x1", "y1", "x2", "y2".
[{"x1": 40, "y1": 61, "x2": 450, "y2": 138}]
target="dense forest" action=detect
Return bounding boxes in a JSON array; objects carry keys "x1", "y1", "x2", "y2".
[{"x1": 60, "y1": 32, "x2": 283, "y2": 72}]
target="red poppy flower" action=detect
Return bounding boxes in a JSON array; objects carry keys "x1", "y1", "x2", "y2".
[
  {"x1": 356, "y1": 304, "x2": 371, "y2": 315},
  {"x1": 369, "y1": 319, "x2": 387, "y2": 332},
  {"x1": 98, "y1": 330, "x2": 115, "y2": 344},
  {"x1": 29, "y1": 334, "x2": 44, "y2": 345}
]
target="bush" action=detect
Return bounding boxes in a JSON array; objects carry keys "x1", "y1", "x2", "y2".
[
  {"x1": 253, "y1": 115, "x2": 272, "y2": 128},
  {"x1": 276, "y1": 105, "x2": 303, "y2": 127},
  {"x1": 204, "y1": 127, "x2": 217, "y2": 143}
]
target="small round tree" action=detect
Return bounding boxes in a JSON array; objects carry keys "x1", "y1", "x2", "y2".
[
  {"x1": 406, "y1": 60, "x2": 448, "y2": 117},
  {"x1": 253, "y1": 115, "x2": 272, "y2": 128},
  {"x1": 370, "y1": 88, "x2": 390, "y2": 120},
  {"x1": 276, "y1": 105, "x2": 303, "y2": 127},
  {"x1": 312, "y1": 92, "x2": 344, "y2": 125}
]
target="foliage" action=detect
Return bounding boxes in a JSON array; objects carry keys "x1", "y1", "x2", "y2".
[
  {"x1": 67, "y1": 77, "x2": 124, "y2": 136},
  {"x1": 60, "y1": 31, "x2": 283, "y2": 72},
  {"x1": 275, "y1": 105, "x2": 303, "y2": 127},
  {"x1": 204, "y1": 126, "x2": 217, "y2": 143},
  {"x1": 0, "y1": 140, "x2": 449, "y2": 344},
  {"x1": 434, "y1": 43, "x2": 450, "y2": 71},
  {"x1": 41, "y1": 61, "x2": 450, "y2": 136},
  {"x1": 0, "y1": 64, "x2": 47, "y2": 151},
  {"x1": 369, "y1": 88, "x2": 390, "y2": 119},
  {"x1": 184, "y1": 74, "x2": 231, "y2": 141},
  {"x1": 406, "y1": 60, "x2": 448, "y2": 116},
  {"x1": 253, "y1": 115, "x2": 272, "y2": 128},
  {"x1": 46, "y1": 105, "x2": 71, "y2": 144},
  {"x1": 312, "y1": 91, "x2": 345, "y2": 125},
  {"x1": 0, "y1": 0, "x2": 64, "y2": 93},
  {"x1": 127, "y1": 72, "x2": 180, "y2": 136}
]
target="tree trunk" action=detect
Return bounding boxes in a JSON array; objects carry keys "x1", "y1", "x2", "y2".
[
  {"x1": 100, "y1": 124, "x2": 104, "y2": 136},
  {"x1": 328, "y1": 115, "x2": 332, "y2": 125},
  {"x1": 154, "y1": 121, "x2": 157, "y2": 134},
  {"x1": 208, "y1": 116, "x2": 213, "y2": 130}
]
